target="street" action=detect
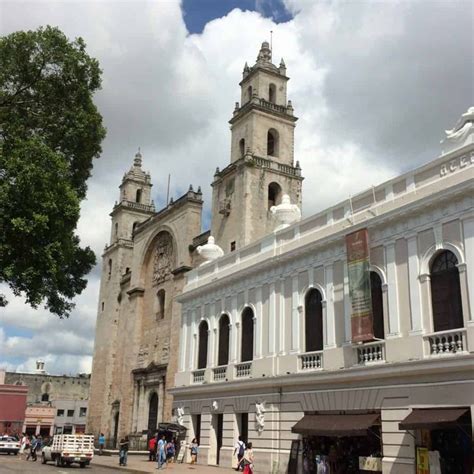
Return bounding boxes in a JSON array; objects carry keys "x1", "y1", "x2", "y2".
[{"x1": 0, "y1": 454, "x2": 114, "y2": 473}]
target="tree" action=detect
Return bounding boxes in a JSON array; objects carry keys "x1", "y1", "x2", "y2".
[{"x1": 0, "y1": 26, "x2": 106, "y2": 317}]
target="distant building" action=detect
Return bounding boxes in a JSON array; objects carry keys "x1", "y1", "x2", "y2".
[
  {"x1": 5, "y1": 361, "x2": 90, "y2": 435},
  {"x1": 0, "y1": 369, "x2": 27, "y2": 435}
]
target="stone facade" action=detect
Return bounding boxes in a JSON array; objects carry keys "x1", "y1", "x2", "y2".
[
  {"x1": 172, "y1": 108, "x2": 474, "y2": 473},
  {"x1": 4, "y1": 365, "x2": 90, "y2": 435},
  {"x1": 87, "y1": 154, "x2": 205, "y2": 448},
  {"x1": 87, "y1": 42, "x2": 304, "y2": 449}
]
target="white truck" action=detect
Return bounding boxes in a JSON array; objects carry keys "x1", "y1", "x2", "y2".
[{"x1": 41, "y1": 434, "x2": 94, "y2": 468}]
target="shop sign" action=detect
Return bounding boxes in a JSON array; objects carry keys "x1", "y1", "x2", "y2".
[
  {"x1": 359, "y1": 456, "x2": 382, "y2": 471},
  {"x1": 416, "y1": 447, "x2": 429, "y2": 474},
  {"x1": 346, "y1": 229, "x2": 374, "y2": 342}
]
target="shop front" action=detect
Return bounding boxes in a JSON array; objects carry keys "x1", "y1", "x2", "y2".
[
  {"x1": 399, "y1": 408, "x2": 472, "y2": 474},
  {"x1": 292, "y1": 413, "x2": 382, "y2": 473}
]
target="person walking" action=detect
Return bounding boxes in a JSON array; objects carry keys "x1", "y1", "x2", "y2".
[
  {"x1": 241, "y1": 442, "x2": 254, "y2": 474},
  {"x1": 119, "y1": 436, "x2": 129, "y2": 466},
  {"x1": 19, "y1": 433, "x2": 28, "y2": 459},
  {"x1": 156, "y1": 434, "x2": 166, "y2": 469},
  {"x1": 189, "y1": 438, "x2": 199, "y2": 465},
  {"x1": 26, "y1": 435, "x2": 35, "y2": 461},
  {"x1": 234, "y1": 436, "x2": 246, "y2": 471},
  {"x1": 98, "y1": 433, "x2": 105, "y2": 455},
  {"x1": 165, "y1": 438, "x2": 175, "y2": 465},
  {"x1": 148, "y1": 435, "x2": 157, "y2": 461},
  {"x1": 31, "y1": 435, "x2": 42, "y2": 462}
]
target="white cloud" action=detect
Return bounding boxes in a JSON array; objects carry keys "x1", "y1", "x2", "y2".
[{"x1": 0, "y1": 0, "x2": 471, "y2": 374}]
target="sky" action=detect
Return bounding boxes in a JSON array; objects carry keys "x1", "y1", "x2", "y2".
[{"x1": 0, "y1": 0, "x2": 472, "y2": 375}]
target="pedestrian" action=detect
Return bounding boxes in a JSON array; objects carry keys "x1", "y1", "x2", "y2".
[
  {"x1": 119, "y1": 436, "x2": 129, "y2": 466},
  {"x1": 156, "y1": 434, "x2": 166, "y2": 469},
  {"x1": 234, "y1": 435, "x2": 246, "y2": 471},
  {"x1": 189, "y1": 437, "x2": 199, "y2": 465},
  {"x1": 19, "y1": 433, "x2": 28, "y2": 459},
  {"x1": 166, "y1": 438, "x2": 175, "y2": 464},
  {"x1": 26, "y1": 435, "x2": 35, "y2": 461},
  {"x1": 148, "y1": 435, "x2": 157, "y2": 461},
  {"x1": 98, "y1": 433, "x2": 105, "y2": 455},
  {"x1": 31, "y1": 435, "x2": 42, "y2": 462},
  {"x1": 241, "y1": 442, "x2": 254, "y2": 474}
]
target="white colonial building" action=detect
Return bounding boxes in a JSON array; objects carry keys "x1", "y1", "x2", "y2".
[{"x1": 172, "y1": 100, "x2": 474, "y2": 473}]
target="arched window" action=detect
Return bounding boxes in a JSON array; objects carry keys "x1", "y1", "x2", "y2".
[
  {"x1": 136, "y1": 189, "x2": 142, "y2": 203},
  {"x1": 157, "y1": 289, "x2": 166, "y2": 319},
  {"x1": 305, "y1": 289, "x2": 323, "y2": 352},
  {"x1": 41, "y1": 393, "x2": 49, "y2": 402},
  {"x1": 197, "y1": 321, "x2": 209, "y2": 369},
  {"x1": 268, "y1": 182, "x2": 282, "y2": 209},
  {"x1": 430, "y1": 251, "x2": 463, "y2": 332},
  {"x1": 148, "y1": 392, "x2": 158, "y2": 433},
  {"x1": 267, "y1": 129, "x2": 279, "y2": 157},
  {"x1": 218, "y1": 314, "x2": 230, "y2": 366},
  {"x1": 247, "y1": 85, "x2": 253, "y2": 102},
  {"x1": 239, "y1": 138, "x2": 245, "y2": 157},
  {"x1": 269, "y1": 83, "x2": 276, "y2": 103},
  {"x1": 370, "y1": 272, "x2": 385, "y2": 339},
  {"x1": 241, "y1": 308, "x2": 254, "y2": 362},
  {"x1": 115, "y1": 222, "x2": 118, "y2": 238},
  {"x1": 108, "y1": 259, "x2": 112, "y2": 278}
]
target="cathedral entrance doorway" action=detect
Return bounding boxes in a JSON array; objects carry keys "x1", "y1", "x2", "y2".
[{"x1": 148, "y1": 392, "x2": 159, "y2": 434}]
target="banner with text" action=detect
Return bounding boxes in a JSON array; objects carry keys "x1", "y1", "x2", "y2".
[{"x1": 346, "y1": 229, "x2": 373, "y2": 342}]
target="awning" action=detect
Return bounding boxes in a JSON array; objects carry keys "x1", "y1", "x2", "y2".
[
  {"x1": 399, "y1": 408, "x2": 469, "y2": 431},
  {"x1": 292, "y1": 413, "x2": 380, "y2": 437},
  {"x1": 158, "y1": 422, "x2": 187, "y2": 434}
]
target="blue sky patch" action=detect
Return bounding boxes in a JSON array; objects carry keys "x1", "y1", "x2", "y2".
[{"x1": 181, "y1": 0, "x2": 293, "y2": 34}]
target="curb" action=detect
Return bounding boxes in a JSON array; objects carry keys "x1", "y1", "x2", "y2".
[{"x1": 92, "y1": 461, "x2": 151, "y2": 473}]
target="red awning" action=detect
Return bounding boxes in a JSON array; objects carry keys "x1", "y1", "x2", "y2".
[
  {"x1": 292, "y1": 413, "x2": 380, "y2": 437},
  {"x1": 399, "y1": 408, "x2": 469, "y2": 430}
]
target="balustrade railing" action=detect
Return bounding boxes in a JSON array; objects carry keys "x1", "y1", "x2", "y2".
[
  {"x1": 424, "y1": 329, "x2": 467, "y2": 356},
  {"x1": 213, "y1": 366, "x2": 227, "y2": 382},
  {"x1": 192, "y1": 369, "x2": 205, "y2": 384},
  {"x1": 356, "y1": 342, "x2": 385, "y2": 365},
  {"x1": 299, "y1": 351, "x2": 323, "y2": 371},
  {"x1": 259, "y1": 98, "x2": 288, "y2": 114},
  {"x1": 235, "y1": 362, "x2": 252, "y2": 378}
]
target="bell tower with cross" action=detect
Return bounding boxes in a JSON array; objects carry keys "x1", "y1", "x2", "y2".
[{"x1": 210, "y1": 41, "x2": 303, "y2": 254}]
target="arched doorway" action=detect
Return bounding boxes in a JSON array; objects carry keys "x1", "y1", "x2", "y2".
[
  {"x1": 430, "y1": 250, "x2": 463, "y2": 332},
  {"x1": 305, "y1": 289, "x2": 324, "y2": 352},
  {"x1": 148, "y1": 392, "x2": 158, "y2": 434},
  {"x1": 113, "y1": 411, "x2": 120, "y2": 448},
  {"x1": 370, "y1": 272, "x2": 385, "y2": 339},
  {"x1": 241, "y1": 308, "x2": 254, "y2": 362}
]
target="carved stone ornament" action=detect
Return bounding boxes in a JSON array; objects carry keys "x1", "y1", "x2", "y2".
[
  {"x1": 197, "y1": 236, "x2": 224, "y2": 265},
  {"x1": 153, "y1": 233, "x2": 173, "y2": 284},
  {"x1": 441, "y1": 106, "x2": 474, "y2": 155},
  {"x1": 137, "y1": 345, "x2": 149, "y2": 368},
  {"x1": 270, "y1": 194, "x2": 301, "y2": 232},
  {"x1": 211, "y1": 400, "x2": 219, "y2": 411},
  {"x1": 161, "y1": 341, "x2": 170, "y2": 363},
  {"x1": 255, "y1": 400, "x2": 266, "y2": 433},
  {"x1": 176, "y1": 406, "x2": 184, "y2": 426}
]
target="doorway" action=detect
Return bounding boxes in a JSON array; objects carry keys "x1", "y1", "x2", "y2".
[
  {"x1": 113, "y1": 411, "x2": 120, "y2": 448},
  {"x1": 148, "y1": 392, "x2": 158, "y2": 434},
  {"x1": 217, "y1": 414, "x2": 223, "y2": 465}
]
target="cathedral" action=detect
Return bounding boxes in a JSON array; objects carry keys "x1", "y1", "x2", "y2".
[
  {"x1": 88, "y1": 41, "x2": 474, "y2": 473},
  {"x1": 87, "y1": 41, "x2": 302, "y2": 448}
]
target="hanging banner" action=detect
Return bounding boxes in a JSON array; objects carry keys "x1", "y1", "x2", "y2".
[{"x1": 346, "y1": 229, "x2": 373, "y2": 342}]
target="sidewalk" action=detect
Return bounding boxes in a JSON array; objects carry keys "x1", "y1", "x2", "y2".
[{"x1": 92, "y1": 454, "x2": 232, "y2": 473}]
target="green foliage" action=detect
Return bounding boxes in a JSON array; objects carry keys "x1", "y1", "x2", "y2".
[{"x1": 0, "y1": 26, "x2": 106, "y2": 317}]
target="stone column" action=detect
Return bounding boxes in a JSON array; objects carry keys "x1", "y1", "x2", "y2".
[
  {"x1": 179, "y1": 312, "x2": 188, "y2": 372},
  {"x1": 230, "y1": 294, "x2": 238, "y2": 363},
  {"x1": 158, "y1": 378, "x2": 165, "y2": 425},
  {"x1": 268, "y1": 281, "x2": 276, "y2": 356},
  {"x1": 407, "y1": 235, "x2": 423, "y2": 334},
  {"x1": 188, "y1": 312, "x2": 197, "y2": 370},
  {"x1": 385, "y1": 242, "x2": 400, "y2": 336},
  {"x1": 255, "y1": 286, "x2": 263, "y2": 358},
  {"x1": 279, "y1": 277, "x2": 286, "y2": 354},
  {"x1": 209, "y1": 301, "x2": 217, "y2": 367},
  {"x1": 462, "y1": 217, "x2": 474, "y2": 321},
  {"x1": 290, "y1": 274, "x2": 300, "y2": 353},
  {"x1": 324, "y1": 264, "x2": 336, "y2": 348}
]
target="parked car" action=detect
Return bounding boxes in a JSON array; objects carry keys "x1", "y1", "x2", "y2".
[
  {"x1": 41, "y1": 434, "x2": 94, "y2": 468},
  {"x1": 0, "y1": 436, "x2": 20, "y2": 455}
]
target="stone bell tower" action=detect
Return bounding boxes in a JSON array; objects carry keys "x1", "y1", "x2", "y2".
[{"x1": 211, "y1": 41, "x2": 303, "y2": 253}]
